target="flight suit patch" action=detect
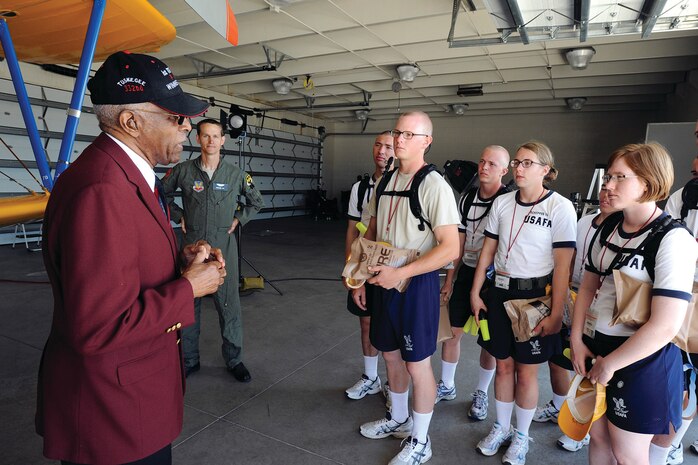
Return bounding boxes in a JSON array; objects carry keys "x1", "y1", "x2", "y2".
[{"x1": 193, "y1": 180, "x2": 204, "y2": 192}]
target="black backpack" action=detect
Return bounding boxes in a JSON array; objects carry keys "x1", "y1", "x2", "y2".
[
  {"x1": 586, "y1": 211, "x2": 688, "y2": 281},
  {"x1": 443, "y1": 159, "x2": 479, "y2": 194},
  {"x1": 458, "y1": 184, "x2": 511, "y2": 228},
  {"x1": 680, "y1": 178, "x2": 698, "y2": 222},
  {"x1": 375, "y1": 164, "x2": 439, "y2": 231}
]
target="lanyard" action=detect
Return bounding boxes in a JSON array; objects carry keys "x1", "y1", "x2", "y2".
[{"x1": 504, "y1": 188, "x2": 546, "y2": 267}]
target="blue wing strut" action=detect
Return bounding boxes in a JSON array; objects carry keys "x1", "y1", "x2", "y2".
[{"x1": 0, "y1": 0, "x2": 107, "y2": 191}]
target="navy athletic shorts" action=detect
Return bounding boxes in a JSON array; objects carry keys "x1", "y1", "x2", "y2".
[
  {"x1": 346, "y1": 282, "x2": 378, "y2": 317},
  {"x1": 448, "y1": 265, "x2": 476, "y2": 328},
  {"x1": 583, "y1": 333, "x2": 683, "y2": 434},
  {"x1": 478, "y1": 285, "x2": 561, "y2": 364},
  {"x1": 370, "y1": 271, "x2": 440, "y2": 362}
]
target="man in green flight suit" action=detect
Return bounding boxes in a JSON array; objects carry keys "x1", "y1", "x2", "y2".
[{"x1": 162, "y1": 118, "x2": 264, "y2": 382}]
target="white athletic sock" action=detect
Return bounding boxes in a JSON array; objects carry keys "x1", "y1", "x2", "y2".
[
  {"x1": 476, "y1": 367, "x2": 496, "y2": 393},
  {"x1": 440, "y1": 360, "x2": 458, "y2": 388},
  {"x1": 649, "y1": 443, "x2": 670, "y2": 465},
  {"x1": 391, "y1": 389, "x2": 410, "y2": 423},
  {"x1": 411, "y1": 410, "x2": 433, "y2": 444},
  {"x1": 672, "y1": 418, "x2": 693, "y2": 447},
  {"x1": 495, "y1": 399, "x2": 514, "y2": 429},
  {"x1": 364, "y1": 355, "x2": 378, "y2": 381},
  {"x1": 514, "y1": 404, "x2": 536, "y2": 436},
  {"x1": 552, "y1": 392, "x2": 566, "y2": 410}
]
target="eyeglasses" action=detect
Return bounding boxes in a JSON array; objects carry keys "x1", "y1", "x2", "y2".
[
  {"x1": 601, "y1": 174, "x2": 640, "y2": 183},
  {"x1": 389, "y1": 129, "x2": 430, "y2": 140},
  {"x1": 133, "y1": 109, "x2": 187, "y2": 125},
  {"x1": 510, "y1": 159, "x2": 546, "y2": 169}
]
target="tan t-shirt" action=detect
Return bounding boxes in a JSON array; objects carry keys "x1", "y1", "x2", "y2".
[{"x1": 368, "y1": 170, "x2": 459, "y2": 253}]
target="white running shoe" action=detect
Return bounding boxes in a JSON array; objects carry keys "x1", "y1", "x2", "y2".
[
  {"x1": 502, "y1": 429, "x2": 531, "y2": 465},
  {"x1": 557, "y1": 433, "x2": 589, "y2": 452},
  {"x1": 360, "y1": 413, "x2": 413, "y2": 440},
  {"x1": 469, "y1": 389, "x2": 488, "y2": 421},
  {"x1": 533, "y1": 400, "x2": 560, "y2": 423},
  {"x1": 388, "y1": 436, "x2": 432, "y2": 465},
  {"x1": 476, "y1": 422, "x2": 513, "y2": 456},
  {"x1": 346, "y1": 374, "x2": 382, "y2": 400},
  {"x1": 690, "y1": 438, "x2": 698, "y2": 454},
  {"x1": 667, "y1": 443, "x2": 684, "y2": 465},
  {"x1": 434, "y1": 380, "x2": 456, "y2": 404}
]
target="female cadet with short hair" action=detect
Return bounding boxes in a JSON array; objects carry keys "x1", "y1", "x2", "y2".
[{"x1": 570, "y1": 143, "x2": 698, "y2": 465}]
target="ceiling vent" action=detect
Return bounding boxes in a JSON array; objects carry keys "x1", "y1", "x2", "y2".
[
  {"x1": 396, "y1": 64, "x2": 419, "y2": 82},
  {"x1": 565, "y1": 48, "x2": 596, "y2": 70},
  {"x1": 457, "y1": 84, "x2": 483, "y2": 97},
  {"x1": 566, "y1": 97, "x2": 587, "y2": 111},
  {"x1": 272, "y1": 78, "x2": 293, "y2": 95}
]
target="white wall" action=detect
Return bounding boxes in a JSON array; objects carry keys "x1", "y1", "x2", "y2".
[{"x1": 324, "y1": 110, "x2": 657, "y2": 202}]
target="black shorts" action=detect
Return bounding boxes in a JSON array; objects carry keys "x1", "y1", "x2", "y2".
[
  {"x1": 549, "y1": 325, "x2": 573, "y2": 370},
  {"x1": 478, "y1": 285, "x2": 561, "y2": 364},
  {"x1": 448, "y1": 265, "x2": 476, "y2": 328},
  {"x1": 346, "y1": 282, "x2": 379, "y2": 317}
]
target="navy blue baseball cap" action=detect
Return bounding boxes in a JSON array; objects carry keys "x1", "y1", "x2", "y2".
[{"x1": 88, "y1": 51, "x2": 209, "y2": 117}]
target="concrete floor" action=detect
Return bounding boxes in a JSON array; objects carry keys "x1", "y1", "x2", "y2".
[{"x1": 2, "y1": 216, "x2": 697, "y2": 465}]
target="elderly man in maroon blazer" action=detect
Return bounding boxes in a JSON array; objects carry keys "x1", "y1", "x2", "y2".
[{"x1": 36, "y1": 52, "x2": 226, "y2": 465}]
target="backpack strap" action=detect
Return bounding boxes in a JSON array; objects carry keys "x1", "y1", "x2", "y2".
[
  {"x1": 356, "y1": 174, "x2": 372, "y2": 214},
  {"x1": 681, "y1": 178, "x2": 698, "y2": 222},
  {"x1": 408, "y1": 164, "x2": 438, "y2": 231},
  {"x1": 636, "y1": 214, "x2": 686, "y2": 282},
  {"x1": 376, "y1": 164, "x2": 438, "y2": 231},
  {"x1": 459, "y1": 184, "x2": 511, "y2": 227},
  {"x1": 586, "y1": 211, "x2": 686, "y2": 281}
]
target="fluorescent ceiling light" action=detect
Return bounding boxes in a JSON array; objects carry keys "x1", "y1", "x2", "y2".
[{"x1": 451, "y1": 103, "x2": 468, "y2": 115}]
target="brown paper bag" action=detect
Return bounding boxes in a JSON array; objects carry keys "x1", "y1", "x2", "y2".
[
  {"x1": 438, "y1": 303, "x2": 453, "y2": 343},
  {"x1": 342, "y1": 237, "x2": 420, "y2": 293},
  {"x1": 504, "y1": 295, "x2": 552, "y2": 342},
  {"x1": 611, "y1": 269, "x2": 651, "y2": 328},
  {"x1": 673, "y1": 293, "x2": 698, "y2": 353},
  {"x1": 612, "y1": 271, "x2": 698, "y2": 352}
]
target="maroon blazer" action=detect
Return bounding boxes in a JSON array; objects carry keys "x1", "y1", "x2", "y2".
[{"x1": 37, "y1": 133, "x2": 195, "y2": 464}]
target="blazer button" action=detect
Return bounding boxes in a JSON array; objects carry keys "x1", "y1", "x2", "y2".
[
  {"x1": 177, "y1": 338, "x2": 181, "y2": 344},
  {"x1": 166, "y1": 327, "x2": 172, "y2": 333},
  {"x1": 176, "y1": 322, "x2": 182, "y2": 329}
]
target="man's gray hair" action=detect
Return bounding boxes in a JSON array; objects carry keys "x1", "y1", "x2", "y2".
[{"x1": 93, "y1": 103, "x2": 148, "y2": 132}]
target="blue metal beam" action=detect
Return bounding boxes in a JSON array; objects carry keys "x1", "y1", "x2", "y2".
[
  {"x1": 54, "y1": 0, "x2": 107, "y2": 181},
  {"x1": 0, "y1": 19, "x2": 54, "y2": 191}
]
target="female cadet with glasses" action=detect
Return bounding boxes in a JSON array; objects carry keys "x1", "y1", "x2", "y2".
[
  {"x1": 470, "y1": 141, "x2": 577, "y2": 465},
  {"x1": 570, "y1": 143, "x2": 697, "y2": 465}
]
